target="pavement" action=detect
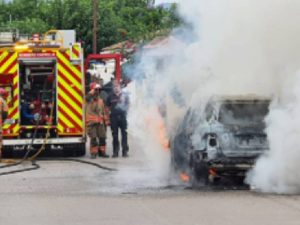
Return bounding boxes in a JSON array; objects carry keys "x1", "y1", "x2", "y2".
[{"x1": 0, "y1": 134, "x2": 300, "y2": 225}]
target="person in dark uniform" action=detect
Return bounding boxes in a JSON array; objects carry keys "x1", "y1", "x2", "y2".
[{"x1": 106, "y1": 81, "x2": 129, "y2": 158}]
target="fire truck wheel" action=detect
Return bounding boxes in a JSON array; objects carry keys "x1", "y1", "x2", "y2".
[{"x1": 75, "y1": 143, "x2": 86, "y2": 157}]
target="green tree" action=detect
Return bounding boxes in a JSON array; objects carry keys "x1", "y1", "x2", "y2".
[
  {"x1": 10, "y1": 18, "x2": 49, "y2": 34},
  {"x1": 0, "y1": 0, "x2": 180, "y2": 54}
]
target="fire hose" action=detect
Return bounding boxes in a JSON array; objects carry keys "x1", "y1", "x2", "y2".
[
  {"x1": 0, "y1": 76, "x2": 117, "y2": 176},
  {"x1": 0, "y1": 75, "x2": 55, "y2": 172}
]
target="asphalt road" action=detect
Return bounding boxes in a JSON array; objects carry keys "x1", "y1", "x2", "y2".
[{"x1": 0, "y1": 142, "x2": 300, "y2": 225}]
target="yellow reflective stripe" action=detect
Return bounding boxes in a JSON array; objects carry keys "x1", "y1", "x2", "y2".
[
  {"x1": 13, "y1": 73, "x2": 19, "y2": 115},
  {"x1": 12, "y1": 111, "x2": 18, "y2": 119},
  {"x1": 0, "y1": 53, "x2": 17, "y2": 73},
  {"x1": 13, "y1": 92, "x2": 18, "y2": 105},
  {"x1": 58, "y1": 112, "x2": 74, "y2": 128},
  {"x1": 58, "y1": 90, "x2": 82, "y2": 114},
  {"x1": 12, "y1": 75, "x2": 19, "y2": 119},
  {"x1": 0, "y1": 51, "x2": 8, "y2": 63},
  {"x1": 13, "y1": 73, "x2": 18, "y2": 85},
  {"x1": 13, "y1": 125, "x2": 19, "y2": 134},
  {"x1": 9, "y1": 100, "x2": 19, "y2": 118},
  {"x1": 57, "y1": 124, "x2": 64, "y2": 132},
  {"x1": 57, "y1": 51, "x2": 81, "y2": 79},
  {"x1": 23, "y1": 126, "x2": 34, "y2": 129},
  {"x1": 57, "y1": 64, "x2": 81, "y2": 90},
  {"x1": 58, "y1": 101, "x2": 82, "y2": 128},
  {"x1": 71, "y1": 45, "x2": 80, "y2": 59},
  {"x1": 57, "y1": 76, "x2": 83, "y2": 103},
  {"x1": 8, "y1": 63, "x2": 17, "y2": 74}
]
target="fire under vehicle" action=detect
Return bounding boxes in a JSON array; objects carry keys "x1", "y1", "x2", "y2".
[{"x1": 0, "y1": 29, "x2": 87, "y2": 156}]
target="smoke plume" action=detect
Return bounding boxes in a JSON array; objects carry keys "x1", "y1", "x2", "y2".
[
  {"x1": 246, "y1": 73, "x2": 300, "y2": 194},
  {"x1": 127, "y1": 0, "x2": 300, "y2": 193}
]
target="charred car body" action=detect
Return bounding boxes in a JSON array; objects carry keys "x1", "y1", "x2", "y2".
[{"x1": 171, "y1": 96, "x2": 270, "y2": 185}]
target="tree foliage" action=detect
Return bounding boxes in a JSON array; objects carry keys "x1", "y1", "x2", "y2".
[{"x1": 0, "y1": 0, "x2": 180, "y2": 54}]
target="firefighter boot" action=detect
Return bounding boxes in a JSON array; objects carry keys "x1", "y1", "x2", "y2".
[
  {"x1": 98, "y1": 146, "x2": 109, "y2": 158},
  {"x1": 112, "y1": 148, "x2": 119, "y2": 158},
  {"x1": 90, "y1": 146, "x2": 98, "y2": 159},
  {"x1": 112, "y1": 144, "x2": 119, "y2": 158}
]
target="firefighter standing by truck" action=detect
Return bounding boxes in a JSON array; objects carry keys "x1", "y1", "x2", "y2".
[
  {"x1": 0, "y1": 88, "x2": 8, "y2": 158},
  {"x1": 86, "y1": 82, "x2": 109, "y2": 158}
]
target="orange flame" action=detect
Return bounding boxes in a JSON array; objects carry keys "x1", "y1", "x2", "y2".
[
  {"x1": 180, "y1": 173, "x2": 190, "y2": 182},
  {"x1": 144, "y1": 109, "x2": 170, "y2": 151},
  {"x1": 158, "y1": 122, "x2": 170, "y2": 151}
]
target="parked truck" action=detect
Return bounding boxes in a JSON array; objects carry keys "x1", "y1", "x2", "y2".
[{"x1": 0, "y1": 29, "x2": 86, "y2": 156}]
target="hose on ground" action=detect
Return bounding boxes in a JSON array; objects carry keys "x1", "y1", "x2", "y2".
[
  {"x1": 0, "y1": 161, "x2": 40, "y2": 176},
  {"x1": 0, "y1": 158, "x2": 117, "y2": 176},
  {"x1": 37, "y1": 158, "x2": 118, "y2": 172}
]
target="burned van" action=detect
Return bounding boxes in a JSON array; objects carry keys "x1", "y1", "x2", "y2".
[{"x1": 171, "y1": 96, "x2": 270, "y2": 185}]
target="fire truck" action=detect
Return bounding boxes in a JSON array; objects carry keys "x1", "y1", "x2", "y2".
[{"x1": 0, "y1": 29, "x2": 86, "y2": 156}]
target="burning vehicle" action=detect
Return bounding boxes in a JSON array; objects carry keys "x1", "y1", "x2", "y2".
[{"x1": 171, "y1": 96, "x2": 270, "y2": 185}]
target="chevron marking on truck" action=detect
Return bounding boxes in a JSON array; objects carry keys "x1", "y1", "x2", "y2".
[
  {"x1": 0, "y1": 51, "x2": 20, "y2": 136},
  {"x1": 56, "y1": 50, "x2": 83, "y2": 135},
  {"x1": 71, "y1": 44, "x2": 80, "y2": 60}
]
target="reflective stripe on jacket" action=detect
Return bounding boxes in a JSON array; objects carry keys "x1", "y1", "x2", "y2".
[
  {"x1": 86, "y1": 96, "x2": 106, "y2": 126},
  {"x1": 86, "y1": 114, "x2": 104, "y2": 123}
]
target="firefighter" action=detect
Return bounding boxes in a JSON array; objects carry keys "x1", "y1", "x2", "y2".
[
  {"x1": 107, "y1": 81, "x2": 129, "y2": 158},
  {"x1": 92, "y1": 78, "x2": 110, "y2": 126},
  {"x1": 21, "y1": 100, "x2": 35, "y2": 125},
  {"x1": 86, "y1": 82, "x2": 109, "y2": 158},
  {"x1": 0, "y1": 88, "x2": 8, "y2": 157}
]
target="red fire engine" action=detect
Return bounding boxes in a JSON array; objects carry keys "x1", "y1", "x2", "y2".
[{"x1": 0, "y1": 30, "x2": 86, "y2": 156}]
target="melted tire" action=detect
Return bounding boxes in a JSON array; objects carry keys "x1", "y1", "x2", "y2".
[{"x1": 190, "y1": 151, "x2": 209, "y2": 187}]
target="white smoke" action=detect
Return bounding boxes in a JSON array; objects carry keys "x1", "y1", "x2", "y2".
[
  {"x1": 246, "y1": 73, "x2": 300, "y2": 194},
  {"x1": 127, "y1": 0, "x2": 300, "y2": 192}
]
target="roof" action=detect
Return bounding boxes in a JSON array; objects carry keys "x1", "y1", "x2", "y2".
[
  {"x1": 101, "y1": 41, "x2": 136, "y2": 53},
  {"x1": 143, "y1": 36, "x2": 182, "y2": 49}
]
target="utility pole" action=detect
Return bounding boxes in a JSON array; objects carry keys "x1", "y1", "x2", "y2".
[
  {"x1": 92, "y1": 0, "x2": 98, "y2": 54},
  {"x1": 147, "y1": 0, "x2": 155, "y2": 8}
]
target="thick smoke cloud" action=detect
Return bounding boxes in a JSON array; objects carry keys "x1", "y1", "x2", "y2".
[
  {"x1": 246, "y1": 73, "x2": 300, "y2": 194},
  {"x1": 128, "y1": 0, "x2": 300, "y2": 193}
]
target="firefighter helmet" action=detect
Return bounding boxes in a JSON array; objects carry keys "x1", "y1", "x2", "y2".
[{"x1": 0, "y1": 88, "x2": 7, "y2": 96}]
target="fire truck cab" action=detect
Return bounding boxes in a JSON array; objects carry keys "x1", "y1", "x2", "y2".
[
  {"x1": 84, "y1": 53, "x2": 122, "y2": 93},
  {"x1": 0, "y1": 29, "x2": 86, "y2": 156}
]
